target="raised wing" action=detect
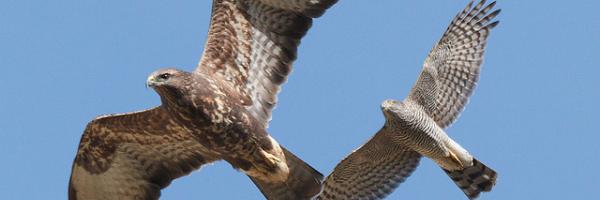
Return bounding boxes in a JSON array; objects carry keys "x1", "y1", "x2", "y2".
[
  {"x1": 196, "y1": 0, "x2": 337, "y2": 127},
  {"x1": 69, "y1": 107, "x2": 218, "y2": 200},
  {"x1": 317, "y1": 129, "x2": 421, "y2": 200},
  {"x1": 407, "y1": 0, "x2": 500, "y2": 128}
]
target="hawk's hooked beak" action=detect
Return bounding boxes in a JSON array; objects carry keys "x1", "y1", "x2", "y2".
[
  {"x1": 381, "y1": 99, "x2": 400, "y2": 111},
  {"x1": 146, "y1": 76, "x2": 158, "y2": 88}
]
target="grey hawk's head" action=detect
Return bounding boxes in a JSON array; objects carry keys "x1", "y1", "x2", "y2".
[{"x1": 381, "y1": 99, "x2": 412, "y2": 123}]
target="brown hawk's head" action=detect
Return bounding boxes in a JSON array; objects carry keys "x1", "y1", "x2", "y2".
[
  {"x1": 146, "y1": 68, "x2": 196, "y2": 106},
  {"x1": 146, "y1": 68, "x2": 218, "y2": 122},
  {"x1": 147, "y1": 68, "x2": 190, "y2": 88}
]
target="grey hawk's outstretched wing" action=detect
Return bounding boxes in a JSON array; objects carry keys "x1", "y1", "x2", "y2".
[
  {"x1": 195, "y1": 0, "x2": 337, "y2": 127},
  {"x1": 317, "y1": 129, "x2": 421, "y2": 200},
  {"x1": 407, "y1": 0, "x2": 500, "y2": 128},
  {"x1": 69, "y1": 107, "x2": 218, "y2": 200}
]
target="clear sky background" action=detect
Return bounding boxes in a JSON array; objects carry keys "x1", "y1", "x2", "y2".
[{"x1": 1, "y1": 0, "x2": 599, "y2": 199}]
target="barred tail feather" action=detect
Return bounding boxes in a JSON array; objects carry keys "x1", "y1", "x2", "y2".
[
  {"x1": 250, "y1": 147, "x2": 324, "y2": 200},
  {"x1": 443, "y1": 158, "x2": 497, "y2": 199}
]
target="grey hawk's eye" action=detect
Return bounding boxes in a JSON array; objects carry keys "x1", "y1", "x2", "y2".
[{"x1": 158, "y1": 73, "x2": 171, "y2": 80}]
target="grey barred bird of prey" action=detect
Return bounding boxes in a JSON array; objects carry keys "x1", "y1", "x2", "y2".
[
  {"x1": 68, "y1": 0, "x2": 338, "y2": 199},
  {"x1": 318, "y1": 1, "x2": 500, "y2": 199}
]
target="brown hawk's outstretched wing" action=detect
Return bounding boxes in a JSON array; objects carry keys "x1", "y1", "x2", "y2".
[
  {"x1": 195, "y1": 0, "x2": 337, "y2": 127},
  {"x1": 407, "y1": 0, "x2": 500, "y2": 128},
  {"x1": 317, "y1": 129, "x2": 422, "y2": 200},
  {"x1": 69, "y1": 107, "x2": 219, "y2": 200}
]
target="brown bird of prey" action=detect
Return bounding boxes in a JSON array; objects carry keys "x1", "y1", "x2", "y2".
[
  {"x1": 68, "y1": 0, "x2": 337, "y2": 199},
  {"x1": 318, "y1": 0, "x2": 499, "y2": 199}
]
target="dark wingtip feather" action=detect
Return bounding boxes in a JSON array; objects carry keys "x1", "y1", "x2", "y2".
[
  {"x1": 476, "y1": 0, "x2": 488, "y2": 8},
  {"x1": 481, "y1": 8, "x2": 502, "y2": 24},
  {"x1": 489, "y1": 1, "x2": 497, "y2": 8},
  {"x1": 486, "y1": 20, "x2": 500, "y2": 29},
  {"x1": 489, "y1": 9, "x2": 502, "y2": 18},
  {"x1": 460, "y1": 1, "x2": 476, "y2": 18}
]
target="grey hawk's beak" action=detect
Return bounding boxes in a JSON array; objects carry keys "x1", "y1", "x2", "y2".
[{"x1": 381, "y1": 99, "x2": 400, "y2": 111}]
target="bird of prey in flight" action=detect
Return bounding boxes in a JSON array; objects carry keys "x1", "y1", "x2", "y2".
[
  {"x1": 69, "y1": 0, "x2": 337, "y2": 199},
  {"x1": 318, "y1": 0, "x2": 500, "y2": 199}
]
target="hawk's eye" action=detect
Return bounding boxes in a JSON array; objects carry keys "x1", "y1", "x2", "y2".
[{"x1": 158, "y1": 73, "x2": 171, "y2": 81}]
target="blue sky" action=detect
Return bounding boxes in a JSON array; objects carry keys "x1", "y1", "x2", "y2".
[{"x1": 1, "y1": 0, "x2": 599, "y2": 199}]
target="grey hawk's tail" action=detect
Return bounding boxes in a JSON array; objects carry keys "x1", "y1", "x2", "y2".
[
  {"x1": 250, "y1": 147, "x2": 324, "y2": 200},
  {"x1": 443, "y1": 158, "x2": 497, "y2": 199}
]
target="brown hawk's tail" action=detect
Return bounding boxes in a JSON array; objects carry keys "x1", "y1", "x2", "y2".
[
  {"x1": 443, "y1": 158, "x2": 497, "y2": 199},
  {"x1": 249, "y1": 147, "x2": 324, "y2": 200}
]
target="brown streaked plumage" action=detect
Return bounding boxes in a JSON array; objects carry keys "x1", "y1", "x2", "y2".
[
  {"x1": 69, "y1": 0, "x2": 337, "y2": 199},
  {"x1": 69, "y1": 106, "x2": 218, "y2": 200},
  {"x1": 318, "y1": 1, "x2": 499, "y2": 199}
]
